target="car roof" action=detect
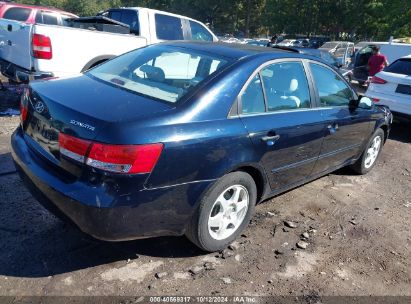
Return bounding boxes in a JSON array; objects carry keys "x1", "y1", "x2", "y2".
[
  {"x1": 162, "y1": 41, "x2": 304, "y2": 60},
  {"x1": 0, "y1": 1, "x2": 76, "y2": 15}
]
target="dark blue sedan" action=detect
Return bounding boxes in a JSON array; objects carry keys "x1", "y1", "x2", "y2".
[{"x1": 12, "y1": 42, "x2": 392, "y2": 252}]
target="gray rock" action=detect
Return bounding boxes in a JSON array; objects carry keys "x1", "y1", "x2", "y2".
[
  {"x1": 189, "y1": 265, "x2": 204, "y2": 275},
  {"x1": 301, "y1": 232, "x2": 310, "y2": 239},
  {"x1": 274, "y1": 249, "x2": 284, "y2": 255},
  {"x1": 204, "y1": 262, "x2": 217, "y2": 270},
  {"x1": 221, "y1": 277, "x2": 232, "y2": 284},
  {"x1": 234, "y1": 254, "x2": 241, "y2": 262},
  {"x1": 267, "y1": 211, "x2": 276, "y2": 217},
  {"x1": 284, "y1": 220, "x2": 298, "y2": 228},
  {"x1": 349, "y1": 220, "x2": 358, "y2": 225},
  {"x1": 155, "y1": 272, "x2": 168, "y2": 279},
  {"x1": 228, "y1": 241, "x2": 240, "y2": 251},
  {"x1": 296, "y1": 241, "x2": 309, "y2": 249},
  {"x1": 222, "y1": 249, "x2": 234, "y2": 259},
  {"x1": 282, "y1": 228, "x2": 290, "y2": 232}
]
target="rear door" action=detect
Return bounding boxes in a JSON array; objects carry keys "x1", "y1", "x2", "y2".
[
  {"x1": 0, "y1": 18, "x2": 32, "y2": 70},
  {"x1": 238, "y1": 59, "x2": 324, "y2": 191},
  {"x1": 308, "y1": 62, "x2": 372, "y2": 174}
]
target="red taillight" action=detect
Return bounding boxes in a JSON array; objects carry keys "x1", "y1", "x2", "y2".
[
  {"x1": 87, "y1": 143, "x2": 163, "y2": 174},
  {"x1": 32, "y1": 34, "x2": 52, "y2": 60},
  {"x1": 372, "y1": 98, "x2": 380, "y2": 103},
  {"x1": 370, "y1": 76, "x2": 387, "y2": 84},
  {"x1": 58, "y1": 133, "x2": 163, "y2": 174},
  {"x1": 20, "y1": 88, "x2": 29, "y2": 123},
  {"x1": 59, "y1": 133, "x2": 92, "y2": 163}
]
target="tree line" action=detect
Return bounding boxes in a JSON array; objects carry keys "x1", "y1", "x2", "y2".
[{"x1": 20, "y1": 0, "x2": 411, "y2": 41}]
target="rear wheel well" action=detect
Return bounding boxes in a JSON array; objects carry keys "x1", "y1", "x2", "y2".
[{"x1": 234, "y1": 166, "x2": 266, "y2": 204}]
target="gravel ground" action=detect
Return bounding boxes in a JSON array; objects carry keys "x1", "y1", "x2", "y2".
[{"x1": 0, "y1": 85, "x2": 410, "y2": 300}]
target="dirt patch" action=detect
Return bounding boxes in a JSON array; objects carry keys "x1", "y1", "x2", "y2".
[{"x1": 0, "y1": 116, "x2": 410, "y2": 297}]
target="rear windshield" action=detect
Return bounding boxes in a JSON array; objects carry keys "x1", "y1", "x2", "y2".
[
  {"x1": 385, "y1": 59, "x2": 411, "y2": 76},
  {"x1": 87, "y1": 45, "x2": 231, "y2": 103},
  {"x1": 3, "y1": 7, "x2": 31, "y2": 21}
]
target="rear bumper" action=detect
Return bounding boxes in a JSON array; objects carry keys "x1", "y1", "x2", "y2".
[
  {"x1": 0, "y1": 59, "x2": 53, "y2": 83},
  {"x1": 366, "y1": 90, "x2": 411, "y2": 117},
  {"x1": 11, "y1": 128, "x2": 213, "y2": 241}
]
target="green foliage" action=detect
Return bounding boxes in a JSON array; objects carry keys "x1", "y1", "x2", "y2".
[{"x1": 17, "y1": 0, "x2": 411, "y2": 40}]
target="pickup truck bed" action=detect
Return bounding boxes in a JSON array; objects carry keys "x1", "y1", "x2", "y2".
[
  {"x1": 0, "y1": 18, "x2": 146, "y2": 82},
  {"x1": 0, "y1": 7, "x2": 217, "y2": 83}
]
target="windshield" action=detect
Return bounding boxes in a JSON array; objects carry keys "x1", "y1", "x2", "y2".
[
  {"x1": 87, "y1": 45, "x2": 230, "y2": 103},
  {"x1": 385, "y1": 59, "x2": 411, "y2": 76}
]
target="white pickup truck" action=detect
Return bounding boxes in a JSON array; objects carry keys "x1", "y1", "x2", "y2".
[{"x1": 0, "y1": 7, "x2": 217, "y2": 83}]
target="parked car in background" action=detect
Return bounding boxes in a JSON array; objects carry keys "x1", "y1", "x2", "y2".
[
  {"x1": 247, "y1": 39, "x2": 268, "y2": 47},
  {"x1": 307, "y1": 36, "x2": 330, "y2": 49},
  {"x1": 0, "y1": 1, "x2": 77, "y2": 24},
  {"x1": 294, "y1": 47, "x2": 351, "y2": 80},
  {"x1": 292, "y1": 39, "x2": 309, "y2": 48},
  {"x1": 12, "y1": 42, "x2": 392, "y2": 252},
  {"x1": 277, "y1": 39, "x2": 296, "y2": 46},
  {"x1": 319, "y1": 41, "x2": 354, "y2": 66},
  {"x1": 221, "y1": 37, "x2": 240, "y2": 43},
  {"x1": 352, "y1": 42, "x2": 411, "y2": 84},
  {"x1": 0, "y1": 7, "x2": 217, "y2": 83},
  {"x1": 366, "y1": 55, "x2": 411, "y2": 118}
]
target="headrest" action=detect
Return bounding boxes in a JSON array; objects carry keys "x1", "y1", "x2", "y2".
[
  {"x1": 140, "y1": 65, "x2": 165, "y2": 82},
  {"x1": 289, "y1": 79, "x2": 298, "y2": 92}
]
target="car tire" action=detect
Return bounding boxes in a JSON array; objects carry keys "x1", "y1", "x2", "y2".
[
  {"x1": 350, "y1": 128, "x2": 384, "y2": 175},
  {"x1": 185, "y1": 171, "x2": 257, "y2": 252}
]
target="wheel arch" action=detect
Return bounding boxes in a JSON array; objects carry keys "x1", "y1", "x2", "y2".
[{"x1": 228, "y1": 163, "x2": 270, "y2": 204}]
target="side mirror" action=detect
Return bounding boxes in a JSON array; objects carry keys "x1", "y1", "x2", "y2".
[
  {"x1": 350, "y1": 96, "x2": 373, "y2": 111},
  {"x1": 358, "y1": 96, "x2": 373, "y2": 109}
]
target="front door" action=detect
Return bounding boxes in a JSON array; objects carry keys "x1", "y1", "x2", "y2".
[
  {"x1": 307, "y1": 62, "x2": 372, "y2": 174},
  {"x1": 239, "y1": 60, "x2": 324, "y2": 191}
]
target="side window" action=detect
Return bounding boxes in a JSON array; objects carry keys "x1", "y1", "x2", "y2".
[
  {"x1": 155, "y1": 14, "x2": 184, "y2": 40},
  {"x1": 189, "y1": 20, "x2": 213, "y2": 41},
  {"x1": 260, "y1": 62, "x2": 311, "y2": 112},
  {"x1": 240, "y1": 74, "x2": 265, "y2": 115},
  {"x1": 3, "y1": 7, "x2": 31, "y2": 21},
  {"x1": 35, "y1": 11, "x2": 43, "y2": 23},
  {"x1": 108, "y1": 11, "x2": 122, "y2": 22},
  {"x1": 120, "y1": 10, "x2": 139, "y2": 35},
  {"x1": 310, "y1": 63, "x2": 353, "y2": 107},
  {"x1": 41, "y1": 12, "x2": 59, "y2": 25}
]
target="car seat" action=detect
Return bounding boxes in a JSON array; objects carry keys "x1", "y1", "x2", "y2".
[{"x1": 140, "y1": 65, "x2": 166, "y2": 83}]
